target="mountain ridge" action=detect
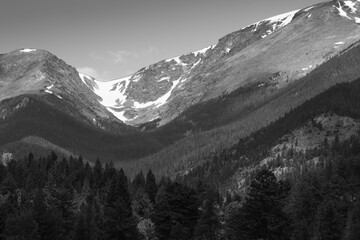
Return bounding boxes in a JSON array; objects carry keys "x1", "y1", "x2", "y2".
[{"x1": 79, "y1": 0, "x2": 360, "y2": 127}]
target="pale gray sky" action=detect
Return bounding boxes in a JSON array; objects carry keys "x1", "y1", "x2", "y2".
[{"x1": 0, "y1": 0, "x2": 326, "y2": 80}]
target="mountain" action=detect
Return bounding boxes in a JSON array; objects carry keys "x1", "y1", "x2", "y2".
[
  {"x1": 112, "y1": 0, "x2": 360, "y2": 177},
  {"x1": 0, "y1": 48, "x2": 132, "y2": 131},
  {"x1": 0, "y1": 49, "x2": 163, "y2": 161},
  {"x1": 80, "y1": 0, "x2": 360, "y2": 127},
  {"x1": 2, "y1": 0, "x2": 360, "y2": 171}
]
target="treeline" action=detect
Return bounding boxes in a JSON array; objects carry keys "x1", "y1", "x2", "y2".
[{"x1": 1, "y1": 133, "x2": 360, "y2": 239}]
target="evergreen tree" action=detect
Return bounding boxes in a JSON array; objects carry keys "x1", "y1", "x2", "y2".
[
  {"x1": 343, "y1": 200, "x2": 360, "y2": 240},
  {"x1": 1, "y1": 172, "x2": 17, "y2": 191},
  {"x1": 153, "y1": 182, "x2": 199, "y2": 240},
  {"x1": 315, "y1": 200, "x2": 344, "y2": 240},
  {"x1": 133, "y1": 171, "x2": 146, "y2": 189},
  {"x1": 93, "y1": 158, "x2": 103, "y2": 189},
  {"x1": 74, "y1": 213, "x2": 86, "y2": 240},
  {"x1": 3, "y1": 210, "x2": 40, "y2": 240},
  {"x1": 103, "y1": 169, "x2": 138, "y2": 240},
  {"x1": 285, "y1": 173, "x2": 324, "y2": 240},
  {"x1": 225, "y1": 201, "x2": 244, "y2": 240},
  {"x1": 169, "y1": 221, "x2": 190, "y2": 240},
  {"x1": 145, "y1": 170, "x2": 157, "y2": 203},
  {"x1": 194, "y1": 191, "x2": 221, "y2": 240},
  {"x1": 241, "y1": 169, "x2": 289, "y2": 240},
  {"x1": 33, "y1": 189, "x2": 65, "y2": 240}
]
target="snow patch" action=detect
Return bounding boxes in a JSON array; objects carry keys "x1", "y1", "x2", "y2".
[
  {"x1": 106, "y1": 108, "x2": 130, "y2": 122},
  {"x1": 251, "y1": 22, "x2": 261, "y2": 32},
  {"x1": 193, "y1": 45, "x2": 213, "y2": 56},
  {"x1": 249, "y1": 9, "x2": 299, "y2": 38},
  {"x1": 335, "y1": 41, "x2": 345, "y2": 45},
  {"x1": 131, "y1": 74, "x2": 142, "y2": 82},
  {"x1": 225, "y1": 47, "x2": 231, "y2": 53},
  {"x1": 157, "y1": 77, "x2": 170, "y2": 82},
  {"x1": 44, "y1": 90, "x2": 53, "y2": 94},
  {"x1": 344, "y1": 1, "x2": 357, "y2": 13},
  {"x1": 308, "y1": 13, "x2": 312, "y2": 18},
  {"x1": 166, "y1": 56, "x2": 188, "y2": 66},
  {"x1": 265, "y1": 9, "x2": 300, "y2": 27},
  {"x1": 355, "y1": 17, "x2": 360, "y2": 23},
  {"x1": 46, "y1": 84, "x2": 54, "y2": 90},
  {"x1": 94, "y1": 75, "x2": 132, "y2": 108},
  {"x1": 79, "y1": 73, "x2": 94, "y2": 85},
  {"x1": 335, "y1": 2, "x2": 352, "y2": 19},
  {"x1": 302, "y1": 65, "x2": 313, "y2": 71},
  {"x1": 190, "y1": 59, "x2": 201, "y2": 70},
  {"x1": 20, "y1": 48, "x2": 36, "y2": 53}
]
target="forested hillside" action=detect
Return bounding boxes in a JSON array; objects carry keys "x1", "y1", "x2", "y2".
[
  {"x1": 1, "y1": 132, "x2": 360, "y2": 239},
  {"x1": 118, "y1": 42, "x2": 360, "y2": 178},
  {"x1": 182, "y1": 75, "x2": 360, "y2": 191}
]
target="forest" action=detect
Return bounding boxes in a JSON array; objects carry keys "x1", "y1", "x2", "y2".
[{"x1": 0, "y1": 131, "x2": 360, "y2": 240}]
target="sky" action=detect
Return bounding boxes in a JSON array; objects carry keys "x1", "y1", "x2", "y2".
[{"x1": 0, "y1": 0, "x2": 325, "y2": 80}]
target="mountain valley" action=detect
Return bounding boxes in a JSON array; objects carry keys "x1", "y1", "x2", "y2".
[
  {"x1": 3, "y1": 1, "x2": 360, "y2": 239},
  {"x1": 2, "y1": 0, "x2": 360, "y2": 184}
]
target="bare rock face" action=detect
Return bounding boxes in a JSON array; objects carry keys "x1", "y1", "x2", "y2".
[{"x1": 80, "y1": 1, "x2": 360, "y2": 127}]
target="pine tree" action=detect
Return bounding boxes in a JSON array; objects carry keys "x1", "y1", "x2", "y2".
[
  {"x1": 285, "y1": 173, "x2": 323, "y2": 240},
  {"x1": 315, "y1": 200, "x2": 344, "y2": 240},
  {"x1": 1, "y1": 172, "x2": 17, "y2": 191},
  {"x1": 225, "y1": 201, "x2": 244, "y2": 240},
  {"x1": 103, "y1": 169, "x2": 138, "y2": 240},
  {"x1": 241, "y1": 169, "x2": 289, "y2": 240},
  {"x1": 169, "y1": 221, "x2": 190, "y2": 240},
  {"x1": 145, "y1": 169, "x2": 157, "y2": 203},
  {"x1": 133, "y1": 171, "x2": 146, "y2": 189},
  {"x1": 93, "y1": 158, "x2": 103, "y2": 189},
  {"x1": 33, "y1": 188, "x2": 65, "y2": 240},
  {"x1": 153, "y1": 182, "x2": 199, "y2": 240},
  {"x1": 343, "y1": 200, "x2": 360, "y2": 240},
  {"x1": 3, "y1": 210, "x2": 40, "y2": 240},
  {"x1": 194, "y1": 191, "x2": 220, "y2": 240},
  {"x1": 74, "y1": 213, "x2": 86, "y2": 240}
]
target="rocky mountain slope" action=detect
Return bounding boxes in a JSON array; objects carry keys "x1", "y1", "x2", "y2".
[{"x1": 80, "y1": 0, "x2": 360, "y2": 127}]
